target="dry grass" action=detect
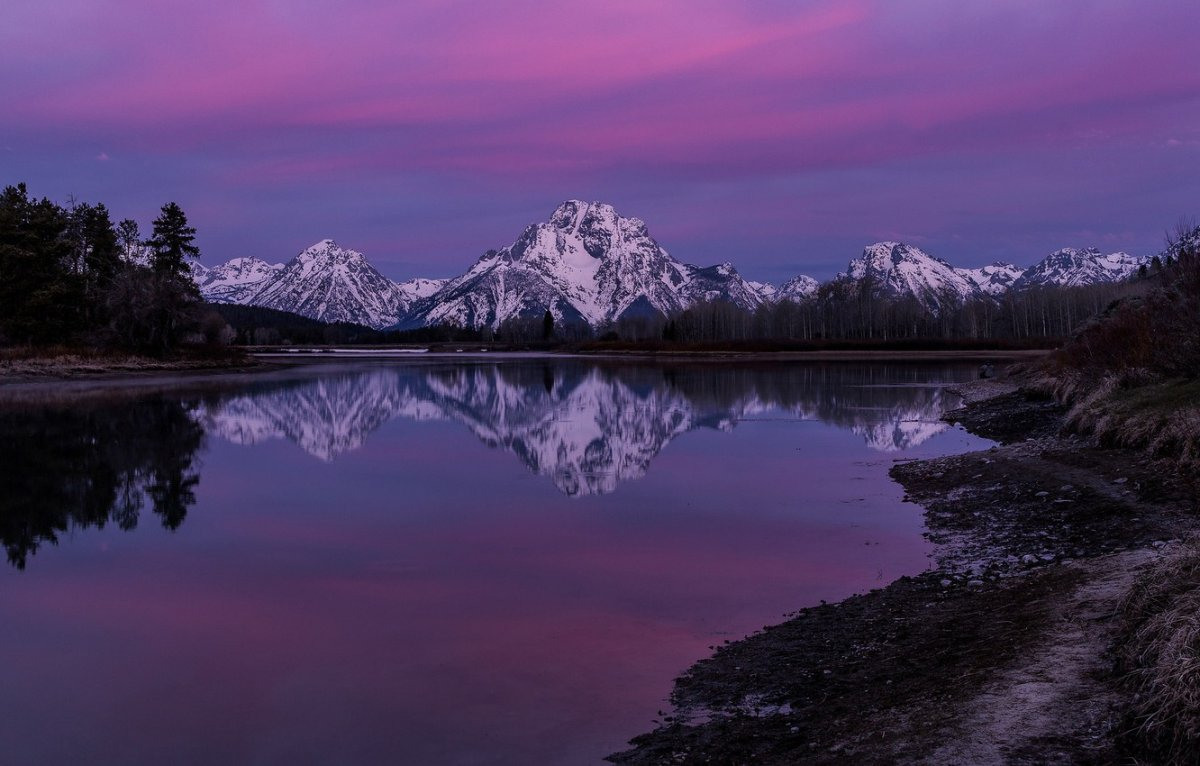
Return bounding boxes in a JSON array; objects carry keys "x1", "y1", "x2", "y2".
[
  {"x1": 1118, "y1": 540, "x2": 1200, "y2": 763},
  {"x1": 1018, "y1": 242, "x2": 1200, "y2": 472},
  {"x1": 0, "y1": 345, "x2": 247, "y2": 380},
  {"x1": 1064, "y1": 377, "x2": 1200, "y2": 469},
  {"x1": 1016, "y1": 351, "x2": 1200, "y2": 472}
]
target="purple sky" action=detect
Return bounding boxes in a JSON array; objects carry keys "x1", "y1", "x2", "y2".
[{"x1": 4, "y1": 0, "x2": 1199, "y2": 283}]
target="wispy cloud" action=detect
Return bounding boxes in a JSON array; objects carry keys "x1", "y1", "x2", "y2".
[{"x1": 2, "y1": 0, "x2": 1198, "y2": 278}]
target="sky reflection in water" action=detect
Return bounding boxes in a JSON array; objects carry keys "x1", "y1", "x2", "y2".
[{"x1": 0, "y1": 359, "x2": 992, "y2": 765}]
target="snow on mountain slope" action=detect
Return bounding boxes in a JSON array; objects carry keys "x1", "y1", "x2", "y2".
[
  {"x1": 196, "y1": 245, "x2": 445, "y2": 328},
  {"x1": 395, "y1": 277, "x2": 448, "y2": 304},
  {"x1": 956, "y1": 262, "x2": 1024, "y2": 296},
  {"x1": 188, "y1": 261, "x2": 208, "y2": 283},
  {"x1": 196, "y1": 257, "x2": 285, "y2": 304},
  {"x1": 836, "y1": 242, "x2": 981, "y2": 312},
  {"x1": 1164, "y1": 225, "x2": 1200, "y2": 260},
  {"x1": 776, "y1": 274, "x2": 820, "y2": 302},
  {"x1": 746, "y1": 280, "x2": 778, "y2": 302},
  {"x1": 1013, "y1": 248, "x2": 1147, "y2": 289},
  {"x1": 399, "y1": 200, "x2": 769, "y2": 329},
  {"x1": 685, "y1": 262, "x2": 772, "y2": 309},
  {"x1": 242, "y1": 239, "x2": 413, "y2": 328}
]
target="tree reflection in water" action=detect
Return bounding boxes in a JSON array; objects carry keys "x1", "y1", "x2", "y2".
[
  {"x1": 0, "y1": 360, "x2": 976, "y2": 567},
  {"x1": 0, "y1": 395, "x2": 205, "y2": 569}
]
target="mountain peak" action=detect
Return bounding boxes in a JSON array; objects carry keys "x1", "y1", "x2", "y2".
[
  {"x1": 551, "y1": 199, "x2": 617, "y2": 223},
  {"x1": 778, "y1": 274, "x2": 819, "y2": 301},
  {"x1": 956, "y1": 261, "x2": 1024, "y2": 296},
  {"x1": 843, "y1": 242, "x2": 978, "y2": 312},
  {"x1": 194, "y1": 255, "x2": 285, "y2": 304},
  {"x1": 400, "y1": 200, "x2": 765, "y2": 329},
  {"x1": 298, "y1": 239, "x2": 358, "y2": 260},
  {"x1": 1014, "y1": 247, "x2": 1146, "y2": 289},
  {"x1": 233, "y1": 240, "x2": 408, "y2": 328}
]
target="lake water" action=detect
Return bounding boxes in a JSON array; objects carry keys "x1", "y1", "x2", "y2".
[{"x1": 0, "y1": 357, "x2": 992, "y2": 765}]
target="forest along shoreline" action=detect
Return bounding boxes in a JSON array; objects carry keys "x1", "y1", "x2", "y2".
[{"x1": 609, "y1": 373, "x2": 1199, "y2": 765}]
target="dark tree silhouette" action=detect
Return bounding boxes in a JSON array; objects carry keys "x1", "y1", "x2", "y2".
[
  {"x1": 0, "y1": 183, "x2": 82, "y2": 344},
  {"x1": 0, "y1": 395, "x2": 207, "y2": 569},
  {"x1": 147, "y1": 202, "x2": 200, "y2": 277}
]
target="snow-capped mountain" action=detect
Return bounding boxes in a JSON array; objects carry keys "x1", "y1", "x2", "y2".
[
  {"x1": 776, "y1": 274, "x2": 820, "y2": 302},
  {"x1": 1012, "y1": 248, "x2": 1147, "y2": 290},
  {"x1": 833, "y1": 242, "x2": 981, "y2": 312},
  {"x1": 249, "y1": 239, "x2": 420, "y2": 328},
  {"x1": 189, "y1": 205, "x2": 1166, "y2": 332},
  {"x1": 195, "y1": 257, "x2": 285, "y2": 304},
  {"x1": 956, "y1": 262, "x2": 1024, "y2": 296},
  {"x1": 398, "y1": 201, "x2": 770, "y2": 329},
  {"x1": 196, "y1": 240, "x2": 448, "y2": 329}
]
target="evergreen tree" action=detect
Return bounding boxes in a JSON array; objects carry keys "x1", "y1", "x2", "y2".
[
  {"x1": 113, "y1": 202, "x2": 204, "y2": 353},
  {"x1": 147, "y1": 202, "x2": 199, "y2": 277},
  {"x1": 0, "y1": 184, "x2": 81, "y2": 344},
  {"x1": 80, "y1": 203, "x2": 120, "y2": 282},
  {"x1": 68, "y1": 203, "x2": 121, "y2": 328},
  {"x1": 542, "y1": 309, "x2": 554, "y2": 340}
]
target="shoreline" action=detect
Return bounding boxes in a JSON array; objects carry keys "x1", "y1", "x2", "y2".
[
  {"x1": 610, "y1": 378, "x2": 1195, "y2": 763},
  {"x1": 572, "y1": 348, "x2": 1050, "y2": 363},
  {"x1": 0, "y1": 349, "x2": 1039, "y2": 405},
  {"x1": 0, "y1": 347, "x2": 1048, "y2": 387}
]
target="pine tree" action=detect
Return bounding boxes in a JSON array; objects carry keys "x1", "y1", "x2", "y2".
[
  {"x1": 0, "y1": 183, "x2": 81, "y2": 344},
  {"x1": 542, "y1": 309, "x2": 554, "y2": 340},
  {"x1": 135, "y1": 202, "x2": 202, "y2": 353},
  {"x1": 147, "y1": 202, "x2": 199, "y2": 277},
  {"x1": 80, "y1": 203, "x2": 120, "y2": 282}
]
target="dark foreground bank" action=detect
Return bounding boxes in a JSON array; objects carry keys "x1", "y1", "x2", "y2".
[
  {"x1": 610, "y1": 382, "x2": 1197, "y2": 764},
  {"x1": 0, "y1": 348, "x2": 265, "y2": 384}
]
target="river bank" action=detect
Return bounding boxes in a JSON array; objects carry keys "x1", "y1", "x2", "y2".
[
  {"x1": 610, "y1": 378, "x2": 1197, "y2": 764},
  {"x1": 0, "y1": 347, "x2": 1046, "y2": 388},
  {"x1": 0, "y1": 350, "x2": 268, "y2": 384}
]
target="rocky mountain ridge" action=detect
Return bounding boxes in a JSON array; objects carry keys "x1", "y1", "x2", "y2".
[
  {"x1": 194, "y1": 201, "x2": 1152, "y2": 328},
  {"x1": 203, "y1": 363, "x2": 957, "y2": 495}
]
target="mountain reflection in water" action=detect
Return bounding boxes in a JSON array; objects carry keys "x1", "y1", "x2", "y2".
[
  {"x1": 204, "y1": 361, "x2": 963, "y2": 496},
  {"x1": 0, "y1": 360, "x2": 972, "y2": 571},
  {"x1": 0, "y1": 359, "x2": 992, "y2": 764}
]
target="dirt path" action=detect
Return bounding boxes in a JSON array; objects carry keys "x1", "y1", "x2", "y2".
[
  {"x1": 609, "y1": 383, "x2": 1195, "y2": 764},
  {"x1": 924, "y1": 550, "x2": 1155, "y2": 765}
]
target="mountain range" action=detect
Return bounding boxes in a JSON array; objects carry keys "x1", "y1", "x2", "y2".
[{"x1": 192, "y1": 200, "x2": 1152, "y2": 329}]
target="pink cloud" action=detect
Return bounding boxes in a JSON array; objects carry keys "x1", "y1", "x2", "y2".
[{"x1": 3, "y1": 0, "x2": 1200, "y2": 275}]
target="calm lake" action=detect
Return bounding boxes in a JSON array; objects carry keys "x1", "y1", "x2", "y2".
[{"x1": 0, "y1": 357, "x2": 993, "y2": 764}]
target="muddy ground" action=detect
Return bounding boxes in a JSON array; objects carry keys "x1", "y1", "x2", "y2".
[
  {"x1": 609, "y1": 383, "x2": 1196, "y2": 764},
  {"x1": 0, "y1": 353, "x2": 269, "y2": 384}
]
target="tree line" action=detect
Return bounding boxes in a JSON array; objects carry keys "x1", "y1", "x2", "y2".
[
  {"x1": 0, "y1": 183, "x2": 204, "y2": 353},
  {"x1": 593, "y1": 269, "x2": 1180, "y2": 347}
]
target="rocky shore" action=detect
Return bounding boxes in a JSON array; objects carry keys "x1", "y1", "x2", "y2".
[{"x1": 610, "y1": 379, "x2": 1196, "y2": 764}]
